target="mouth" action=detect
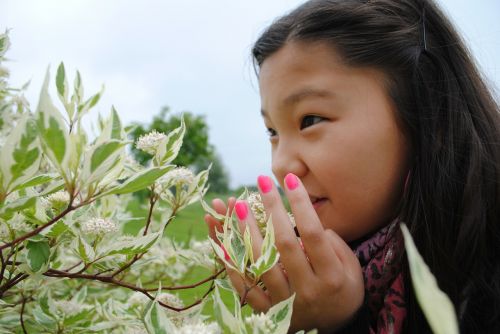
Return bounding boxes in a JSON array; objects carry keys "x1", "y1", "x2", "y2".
[{"x1": 309, "y1": 195, "x2": 328, "y2": 210}]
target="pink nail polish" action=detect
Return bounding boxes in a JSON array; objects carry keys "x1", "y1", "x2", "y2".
[
  {"x1": 257, "y1": 175, "x2": 273, "y2": 194},
  {"x1": 285, "y1": 173, "x2": 299, "y2": 190},
  {"x1": 234, "y1": 201, "x2": 248, "y2": 221}
]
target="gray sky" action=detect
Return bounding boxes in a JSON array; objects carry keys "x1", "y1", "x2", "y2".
[{"x1": 2, "y1": 0, "x2": 499, "y2": 188}]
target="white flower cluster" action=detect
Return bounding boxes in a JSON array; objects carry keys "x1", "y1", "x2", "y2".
[
  {"x1": 158, "y1": 292, "x2": 184, "y2": 309},
  {"x1": 176, "y1": 322, "x2": 220, "y2": 334},
  {"x1": 247, "y1": 191, "x2": 296, "y2": 235},
  {"x1": 0, "y1": 214, "x2": 31, "y2": 240},
  {"x1": 247, "y1": 192, "x2": 267, "y2": 235},
  {"x1": 133, "y1": 240, "x2": 190, "y2": 281},
  {"x1": 163, "y1": 167, "x2": 195, "y2": 186},
  {"x1": 81, "y1": 217, "x2": 117, "y2": 235},
  {"x1": 136, "y1": 130, "x2": 166, "y2": 155},
  {"x1": 188, "y1": 240, "x2": 216, "y2": 270},
  {"x1": 54, "y1": 300, "x2": 87, "y2": 316},
  {"x1": 46, "y1": 190, "x2": 70, "y2": 207},
  {"x1": 245, "y1": 313, "x2": 276, "y2": 333},
  {"x1": 128, "y1": 291, "x2": 150, "y2": 307}
]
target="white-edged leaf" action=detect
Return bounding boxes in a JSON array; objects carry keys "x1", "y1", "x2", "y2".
[
  {"x1": 213, "y1": 280, "x2": 243, "y2": 334},
  {"x1": 142, "y1": 285, "x2": 176, "y2": 334},
  {"x1": 36, "y1": 68, "x2": 70, "y2": 177},
  {"x1": 12, "y1": 173, "x2": 56, "y2": 192},
  {"x1": 101, "y1": 165, "x2": 173, "y2": 196},
  {"x1": 81, "y1": 139, "x2": 126, "y2": 186},
  {"x1": 209, "y1": 238, "x2": 238, "y2": 272},
  {"x1": 56, "y1": 62, "x2": 70, "y2": 116},
  {"x1": 401, "y1": 224, "x2": 459, "y2": 334},
  {"x1": 250, "y1": 216, "x2": 279, "y2": 278},
  {"x1": 153, "y1": 116, "x2": 185, "y2": 166},
  {"x1": 266, "y1": 293, "x2": 296, "y2": 334},
  {"x1": 0, "y1": 115, "x2": 41, "y2": 193},
  {"x1": 102, "y1": 231, "x2": 161, "y2": 256},
  {"x1": 201, "y1": 198, "x2": 225, "y2": 220},
  {"x1": 75, "y1": 236, "x2": 95, "y2": 263}
]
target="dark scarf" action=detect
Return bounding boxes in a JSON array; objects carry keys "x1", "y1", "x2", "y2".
[{"x1": 352, "y1": 220, "x2": 406, "y2": 334}]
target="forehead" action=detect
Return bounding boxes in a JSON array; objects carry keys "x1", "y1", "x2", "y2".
[{"x1": 258, "y1": 41, "x2": 388, "y2": 112}]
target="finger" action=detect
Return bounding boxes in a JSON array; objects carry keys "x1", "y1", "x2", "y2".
[
  {"x1": 204, "y1": 214, "x2": 222, "y2": 242},
  {"x1": 257, "y1": 175, "x2": 313, "y2": 286},
  {"x1": 226, "y1": 264, "x2": 272, "y2": 313},
  {"x1": 234, "y1": 200, "x2": 290, "y2": 302},
  {"x1": 283, "y1": 173, "x2": 343, "y2": 278}
]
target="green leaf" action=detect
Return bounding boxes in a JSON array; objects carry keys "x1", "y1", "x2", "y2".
[
  {"x1": 41, "y1": 220, "x2": 70, "y2": 238},
  {"x1": 103, "y1": 165, "x2": 173, "y2": 196},
  {"x1": 401, "y1": 224, "x2": 459, "y2": 334},
  {"x1": 26, "y1": 240, "x2": 50, "y2": 273},
  {"x1": 102, "y1": 232, "x2": 161, "y2": 256},
  {"x1": 142, "y1": 285, "x2": 176, "y2": 334},
  {"x1": 249, "y1": 216, "x2": 279, "y2": 278},
  {"x1": 0, "y1": 195, "x2": 37, "y2": 220},
  {"x1": 154, "y1": 115, "x2": 185, "y2": 166},
  {"x1": 213, "y1": 281, "x2": 243, "y2": 334},
  {"x1": 90, "y1": 140, "x2": 124, "y2": 173},
  {"x1": 0, "y1": 32, "x2": 10, "y2": 57},
  {"x1": 56, "y1": 62, "x2": 69, "y2": 113},
  {"x1": 0, "y1": 115, "x2": 41, "y2": 193},
  {"x1": 36, "y1": 68, "x2": 70, "y2": 176},
  {"x1": 12, "y1": 174, "x2": 56, "y2": 192},
  {"x1": 267, "y1": 293, "x2": 296, "y2": 334},
  {"x1": 75, "y1": 236, "x2": 95, "y2": 263}
]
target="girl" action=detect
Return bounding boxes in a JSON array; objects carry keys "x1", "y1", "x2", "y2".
[{"x1": 205, "y1": 0, "x2": 500, "y2": 332}]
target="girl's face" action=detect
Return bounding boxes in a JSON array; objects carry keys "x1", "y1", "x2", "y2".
[{"x1": 259, "y1": 41, "x2": 410, "y2": 241}]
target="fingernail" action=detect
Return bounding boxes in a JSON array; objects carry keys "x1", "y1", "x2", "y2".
[
  {"x1": 257, "y1": 175, "x2": 273, "y2": 194},
  {"x1": 285, "y1": 173, "x2": 299, "y2": 190},
  {"x1": 234, "y1": 201, "x2": 248, "y2": 220}
]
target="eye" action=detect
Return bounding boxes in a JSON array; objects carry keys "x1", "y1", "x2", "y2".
[
  {"x1": 266, "y1": 127, "x2": 277, "y2": 137},
  {"x1": 300, "y1": 115, "x2": 324, "y2": 130}
]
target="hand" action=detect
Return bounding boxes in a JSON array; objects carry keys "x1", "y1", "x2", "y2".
[{"x1": 205, "y1": 174, "x2": 365, "y2": 333}]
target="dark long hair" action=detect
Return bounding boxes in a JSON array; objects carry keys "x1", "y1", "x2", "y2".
[{"x1": 251, "y1": 0, "x2": 500, "y2": 332}]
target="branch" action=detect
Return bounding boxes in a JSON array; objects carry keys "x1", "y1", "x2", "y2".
[
  {"x1": 0, "y1": 204, "x2": 75, "y2": 251},
  {"x1": 0, "y1": 273, "x2": 29, "y2": 297},
  {"x1": 44, "y1": 267, "x2": 218, "y2": 312},
  {"x1": 144, "y1": 268, "x2": 224, "y2": 291}
]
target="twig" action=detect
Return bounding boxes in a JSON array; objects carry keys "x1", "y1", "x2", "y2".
[
  {"x1": 0, "y1": 273, "x2": 29, "y2": 298},
  {"x1": 144, "y1": 268, "x2": 224, "y2": 291},
  {"x1": 20, "y1": 294, "x2": 28, "y2": 334}
]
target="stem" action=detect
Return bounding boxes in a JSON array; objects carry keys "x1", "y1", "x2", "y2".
[{"x1": 20, "y1": 294, "x2": 28, "y2": 334}]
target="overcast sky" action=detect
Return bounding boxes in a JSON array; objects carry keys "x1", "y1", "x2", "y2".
[{"x1": 2, "y1": 0, "x2": 499, "y2": 188}]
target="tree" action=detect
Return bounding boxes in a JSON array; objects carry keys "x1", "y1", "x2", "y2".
[{"x1": 129, "y1": 107, "x2": 230, "y2": 193}]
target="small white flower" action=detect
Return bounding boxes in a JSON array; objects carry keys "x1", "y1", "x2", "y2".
[
  {"x1": 128, "y1": 291, "x2": 150, "y2": 307},
  {"x1": 136, "y1": 130, "x2": 166, "y2": 155},
  {"x1": 54, "y1": 300, "x2": 85, "y2": 315},
  {"x1": 160, "y1": 167, "x2": 195, "y2": 188},
  {"x1": 244, "y1": 313, "x2": 275, "y2": 332},
  {"x1": 248, "y1": 192, "x2": 267, "y2": 235},
  {"x1": 158, "y1": 292, "x2": 183, "y2": 309},
  {"x1": 177, "y1": 322, "x2": 220, "y2": 334},
  {"x1": 81, "y1": 217, "x2": 117, "y2": 235},
  {"x1": 46, "y1": 191, "x2": 70, "y2": 207}
]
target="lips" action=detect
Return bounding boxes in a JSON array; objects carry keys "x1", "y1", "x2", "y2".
[{"x1": 309, "y1": 195, "x2": 327, "y2": 209}]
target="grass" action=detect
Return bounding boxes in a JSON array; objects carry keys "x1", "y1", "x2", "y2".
[{"x1": 123, "y1": 193, "x2": 252, "y2": 320}]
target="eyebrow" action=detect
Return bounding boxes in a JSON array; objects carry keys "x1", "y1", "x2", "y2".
[{"x1": 261, "y1": 88, "x2": 334, "y2": 117}]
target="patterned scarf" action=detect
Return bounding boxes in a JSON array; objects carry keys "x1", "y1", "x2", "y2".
[{"x1": 352, "y1": 220, "x2": 406, "y2": 334}]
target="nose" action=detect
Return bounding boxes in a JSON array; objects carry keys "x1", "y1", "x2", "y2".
[{"x1": 271, "y1": 141, "x2": 307, "y2": 184}]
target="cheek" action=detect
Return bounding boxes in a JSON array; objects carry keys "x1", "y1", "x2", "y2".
[{"x1": 318, "y1": 124, "x2": 408, "y2": 238}]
